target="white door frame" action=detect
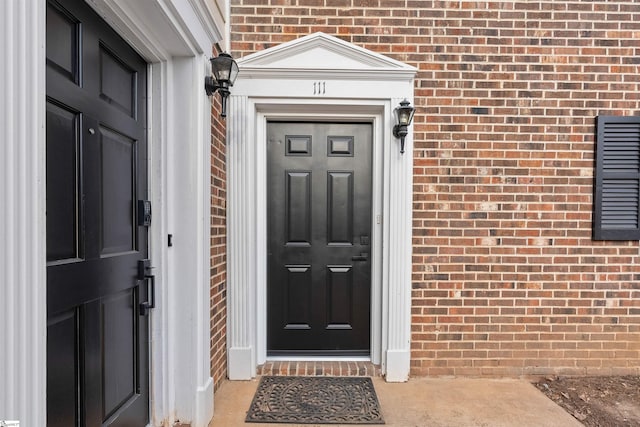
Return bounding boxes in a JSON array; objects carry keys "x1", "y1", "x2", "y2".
[
  {"x1": 257, "y1": 104, "x2": 385, "y2": 364},
  {"x1": 1, "y1": 0, "x2": 226, "y2": 426},
  {"x1": 226, "y1": 33, "x2": 416, "y2": 382}
]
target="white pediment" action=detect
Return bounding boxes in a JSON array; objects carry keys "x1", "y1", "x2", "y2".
[{"x1": 237, "y1": 32, "x2": 416, "y2": 79}]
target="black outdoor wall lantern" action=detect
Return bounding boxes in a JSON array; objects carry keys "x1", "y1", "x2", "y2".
[
  {"x1": 393, "y1": 99, "x2": 416, "y2": 154},
  {"x1": 204, "y1": 52, "x2": 239, "y2": 118}
]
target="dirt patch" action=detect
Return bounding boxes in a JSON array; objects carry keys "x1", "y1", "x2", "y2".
[{"x1": 534, "y1": 376, "x2": 640, "y2": 427}]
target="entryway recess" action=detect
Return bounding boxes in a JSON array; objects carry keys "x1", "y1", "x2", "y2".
[{"x1": 226, "y1": 33, "x2": 417, "y2": 382}]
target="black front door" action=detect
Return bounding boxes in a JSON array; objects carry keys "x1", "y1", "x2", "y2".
[
  {"x1": 46, "y1": 0, "x2": 150, "y2": 425},
  {"x1": 267, "y1": 122, "x2": 373, "y2": 355}
]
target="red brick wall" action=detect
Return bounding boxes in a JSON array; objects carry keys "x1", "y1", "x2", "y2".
[
  {"x1": 230, "y1": 1, "x2": 640, "y2": 377},
  {"x1": 210, "y1": 49, "x2": 228, "y2": 389}
]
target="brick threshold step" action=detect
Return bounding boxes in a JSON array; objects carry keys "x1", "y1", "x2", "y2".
[{"x1": 258, "y1": 361, "x2": 381, "y2": 377}]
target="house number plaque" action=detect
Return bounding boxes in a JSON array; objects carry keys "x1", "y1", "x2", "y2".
[{"x1": 313, "y1": 81, "x2": 326, "y2": 95}]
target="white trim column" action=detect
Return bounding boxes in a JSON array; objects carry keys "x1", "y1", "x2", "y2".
[
  {"x1": 147, "y1": 52, "x2": 215, "y2": 427},
  {"x1": 0, "y1": 0, "x2": 47, "y2": 425},
  {"x1": 226, "y1": 94, "x2": 258, "y2": 380},
  {"x1": 382, "y1": 97, "x2": 415, "y2": 382},
  {"x1": 167, "y1": 56, "x2": 215, "y2": 425}
]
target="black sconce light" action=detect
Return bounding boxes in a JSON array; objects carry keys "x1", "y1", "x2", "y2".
[
  {"x1": 204, "y1": 52, "x2": 239, "y2": 118},
  {"x1": 392, "y1": 99, "x2": 416, "y2": 154}
]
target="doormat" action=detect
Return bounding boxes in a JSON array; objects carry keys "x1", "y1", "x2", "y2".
[{"x1": 245, "y1": 376, "x2": 385, "y2": 424}]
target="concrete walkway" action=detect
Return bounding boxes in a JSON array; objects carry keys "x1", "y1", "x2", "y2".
[{"x1": 209, "y1": 377, "x2": 583, "y2": 427}]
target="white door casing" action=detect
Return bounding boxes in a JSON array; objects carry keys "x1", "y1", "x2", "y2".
[
  {"x1": 226, "y1": 33, "x2": 417, "y2": 382},
  {"x1": 1, "y1": 0, "x2": 226, "y2": 426}
]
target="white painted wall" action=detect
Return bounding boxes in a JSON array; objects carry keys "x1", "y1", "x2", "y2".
[{"x1": 0, "y1": 0, "x2": 226, "y2": 426}]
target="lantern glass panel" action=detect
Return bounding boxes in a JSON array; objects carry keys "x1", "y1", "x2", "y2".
[{"x1": 212, "y1": 56, "x2": 233, "y2": 82}]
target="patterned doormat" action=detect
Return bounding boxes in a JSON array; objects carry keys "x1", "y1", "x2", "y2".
[{"x1": 245, "y1": 376, "x2": 385, "y2": 424}]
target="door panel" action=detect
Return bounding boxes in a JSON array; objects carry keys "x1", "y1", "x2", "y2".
[
  {"x1": 284, "y1": 265, "x2": 312, "y2": 329},
  {"x1": 46, "y1": 101, "x2": 81, "y2": 263},
  {"x1": 267, "y1": 122, "x2": 372, "y2": 355},
  {"x1": 99, "y1": 126, "x2": 137, "y2": 256},
  {"x1": 98, "y1": 46, "x2": 138, "y2": 117},
  {"x1": 102, "y1": 289, "x2": 137, "y2": 419},
  {"x1": 326, "y1": 266, "x2": 353, "y2": 329},
  {"x1": 46, "y1": 2, "x2": 80, "y2": 83},
  {"x1": 46, "y1": 310, "x2": 80, "y2": 427},
  {"x1": 286, "y1": 172, "x2": 312, "y2": 244},
  {"x1": 327, "y1": 172, "x2": 353, "y2": 244},
  {"x1": 46, "y1": 0, "x2": 149, "y2": 425}
]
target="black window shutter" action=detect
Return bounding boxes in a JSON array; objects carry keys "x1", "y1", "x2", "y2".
[{"x1": 594, "y1": 116, "x2": 640, "y2": 240}]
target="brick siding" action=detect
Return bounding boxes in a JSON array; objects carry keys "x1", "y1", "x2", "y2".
[
  {"x1": 210, "y1": 49, "x2": 228, "y2": 390},
  {"x1": 258, "y1": 361, "x2": 382, "y2": 377},
  {"x1": 230, "y1": 1, "x2": 640, "y2": 377}
]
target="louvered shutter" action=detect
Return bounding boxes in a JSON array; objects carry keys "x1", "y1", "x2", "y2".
[{"x1": 594, "y1": 116, "x2": 640, "y2": 240}]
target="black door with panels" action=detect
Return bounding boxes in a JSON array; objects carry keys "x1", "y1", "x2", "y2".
[
  {"x1": 267, "y1": 122, "x2": 373, "y2": 355},
  {"x1": 46, "y1": 0, "x2": 150, "y2": 425}
]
